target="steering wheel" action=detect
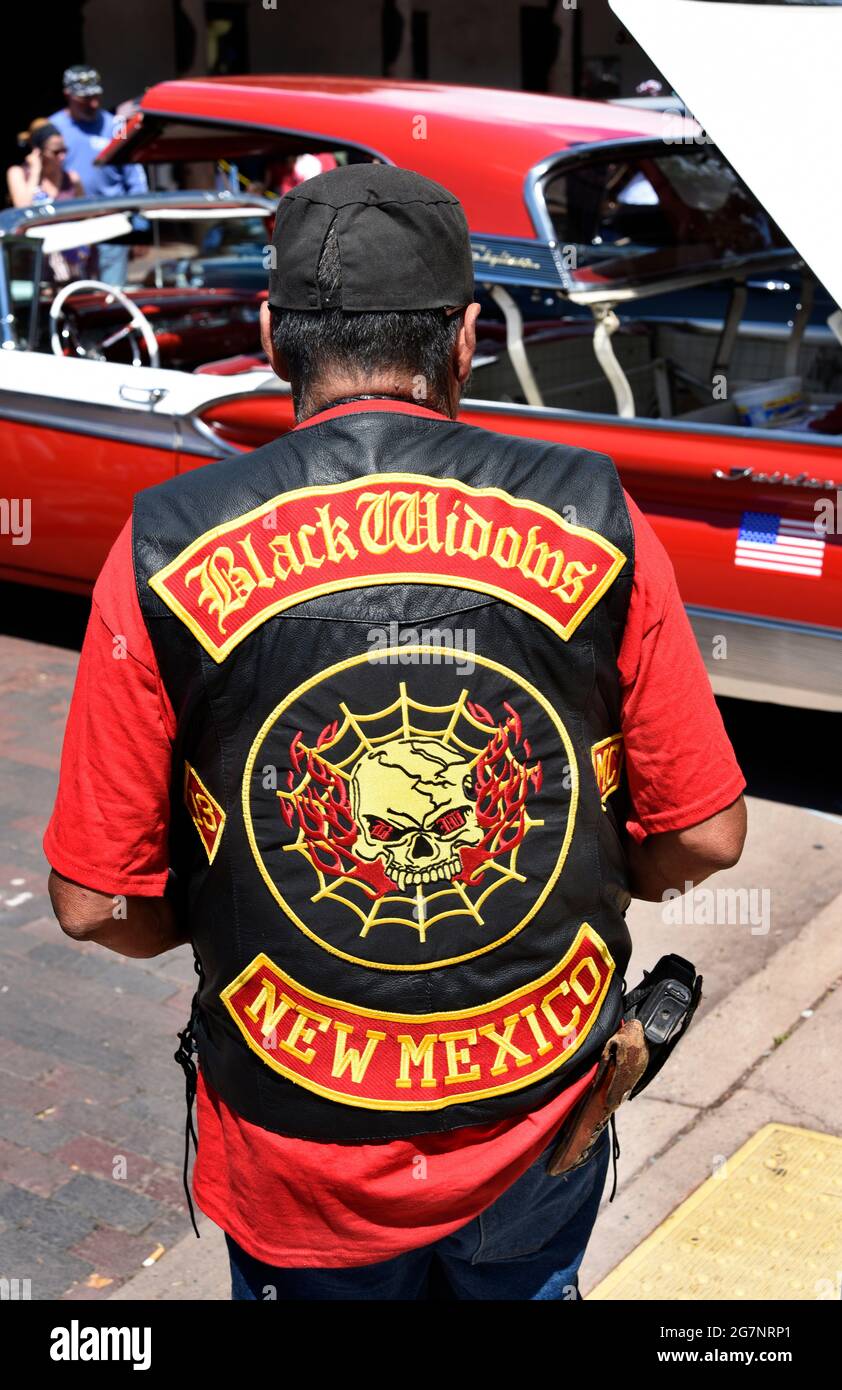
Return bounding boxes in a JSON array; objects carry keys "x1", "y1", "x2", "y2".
[{"x1": 49, "y1": 280, "x2": 160, "y2": 369}]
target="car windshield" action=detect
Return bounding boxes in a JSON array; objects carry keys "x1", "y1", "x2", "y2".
[
  {"x1": 136, "y1": 210, "x2": 270, "y2": 289},
  {"x1": 5, "y1": 204, "x2": 273, "y2": 363}
]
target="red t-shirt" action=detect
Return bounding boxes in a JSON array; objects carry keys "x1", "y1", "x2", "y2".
[{"x1": 44, "y1": 400, "x2": 745, "y2": 1267}]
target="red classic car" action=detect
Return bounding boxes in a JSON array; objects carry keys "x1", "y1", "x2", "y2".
[{"x1": 0, "y1": 76, "x2": 839, "y2": 711}]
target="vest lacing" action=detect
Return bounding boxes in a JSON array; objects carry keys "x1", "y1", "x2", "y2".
[
  {"x1": 173, "y1": 951, "x2": 204, "y2": 1239},
  {"x1": 608, "y1": 1111, "x2": 621, "y2": 1202}
]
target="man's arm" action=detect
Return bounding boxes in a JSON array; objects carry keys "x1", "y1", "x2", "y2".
[
  {"x1": 626, "y1": 794, "x2": 747, "y2": 902},
  {"x1": 122, "y1": 160, "x2": 148, "y2": 197},
  {"x1": 617, "y1": 493, "x2": 748, "y2": 903},
  {"x1": 48, "y1": 870, "x2": 190, "y2": 959},
  {"x1": 43, "y1": 518, "x2": 180, "y2": 957}
]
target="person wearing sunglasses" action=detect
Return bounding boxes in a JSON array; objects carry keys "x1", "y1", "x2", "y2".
[
  {"x1": 6, "y1": 118, "x2": 83, "y2": 209},
  {"x1": 6, "y1": 118, "x2": 92, "y2": 284}
]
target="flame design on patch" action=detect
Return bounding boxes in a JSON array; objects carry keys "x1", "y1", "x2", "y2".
[{"x1": 280, "y1": 704, "x2": 540, "y2": 899}]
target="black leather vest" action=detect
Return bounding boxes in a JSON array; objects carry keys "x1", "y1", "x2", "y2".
[{"x1": 133, "y1": 406, "x2": 635, "y2": 1142}]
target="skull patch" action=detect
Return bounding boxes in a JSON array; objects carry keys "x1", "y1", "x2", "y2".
[
  {"x1": 350, "y1": 737, "x2": 483, "y2": 892},
  {"x1": 245, "y1": 651, "x2": 576, "y2": 969}
]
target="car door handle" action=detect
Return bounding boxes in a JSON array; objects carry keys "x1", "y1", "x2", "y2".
[{"x1": 118, "y1": 385, "x2": 168, "y2": 407}]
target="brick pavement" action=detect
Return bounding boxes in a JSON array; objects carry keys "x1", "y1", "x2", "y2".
[{"x1": 0, "y1": 628, "x2": 199, "y2": 1300}]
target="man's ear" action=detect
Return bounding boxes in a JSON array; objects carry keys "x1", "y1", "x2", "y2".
[
  {"x1": 455, "y1": 302, "x2": 481, "y2": 385},
  {"x1": 259, "y1": 300, "x2": 290, "y2": 382}
]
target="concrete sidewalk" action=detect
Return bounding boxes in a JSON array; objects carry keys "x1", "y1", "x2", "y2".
[
  {"x1": 108, "y1": 886, "x2": 842, "y2": 1301},
  {"x1": 580, "y1": 886, "x2": 842, "y2": 1295},
  {"x1": 2, "y1": 626, "x2": 837, "y2": 1300}
]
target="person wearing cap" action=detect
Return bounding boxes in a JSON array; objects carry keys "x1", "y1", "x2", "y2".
[
  {"x1": 49, "y1": 65, "x2": 148, "y2": 285},
  {"x1": 44, "y1": 164, "x2": 746, "y2": 1301}
]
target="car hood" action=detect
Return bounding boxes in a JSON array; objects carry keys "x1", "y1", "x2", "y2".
[{"x1": 609, "y1": 0, "x2": 842, "y2": 309}]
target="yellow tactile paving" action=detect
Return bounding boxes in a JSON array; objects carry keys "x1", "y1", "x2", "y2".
[{"x1": 589, "y1": 1123, "x2": 842, "y2": 1300}]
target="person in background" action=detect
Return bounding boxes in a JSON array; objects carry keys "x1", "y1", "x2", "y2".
[
  {"x1": 223, "y1": 152, "x2": 339, "y2": 199},
  {"x1": 6, "y1": 120, "x2": 91, "y2": 283},
  {"x1": 273, "y1": 151, "x2": 338, "y2": 195},
  {"x1": 7, "y1": 119, "x2": 83, "y2": 207},
  {"x1": 49, "y1": 65, "x2": 148, "y2": 286}
]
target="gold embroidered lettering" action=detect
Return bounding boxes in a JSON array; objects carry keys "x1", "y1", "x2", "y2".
[
  {"x1": 555, "y1": 560, "x2": 599, "y2": 605},
  {"x1": 279, "y1": 1002, "x2": 331, "y2": 1064},
  {"x1": 440, "y1": 1028, "x2": 481, "y2": 1084},
  {"x1": 477, "y1": 1015, "x2": 532, "y2": 1075},
  {"x1": 316, "y1": 505, "x2": 359, "y2": 563},
  {"x1": 331, "y1": 1022, "x2": 386, "y2": 1083},
  {"x1": 519, "y1": 526, "x2": 566, "y2": 590},
  {"x1": 395, "y1": 1033, "x2": 439, "y2": 1088}
]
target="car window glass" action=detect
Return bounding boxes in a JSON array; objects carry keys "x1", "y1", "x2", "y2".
[{"x1": 543, "y1": 148, "x2": 788, "y2": 281}]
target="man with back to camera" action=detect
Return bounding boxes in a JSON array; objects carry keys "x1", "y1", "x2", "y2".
[{"x1": 45, "y1": 164, "x2": 746, "y2": 1301}]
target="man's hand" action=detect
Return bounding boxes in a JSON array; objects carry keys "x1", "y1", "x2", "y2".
[
  {"x1": 48, "y1": 870, "x2": 191, "y2": 959},
  {"x1": 627, "y1": 795, "x2": 747, "y2": 902}
]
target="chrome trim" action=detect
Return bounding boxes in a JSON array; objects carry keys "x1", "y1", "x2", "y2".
[
  {"x1": 0, "y1": 192, "x2": 278, "y2": 351},
  {"x1": 687, "y1": 606, "x2": 842, "y2": 712},
  {"x1": 459, "y1": 392, "x2": 842, "y2": 453},
  {"x1": 0, "y1": 239, "x2": 16, "y2": 347},
  {"x1": 564, "y1": 252, "x2": 800, "y2": 308},
  {"x1": 178, "y1": 412, "x2": 240, "y2": 458},
  {"x1": 523, "y1": 137, "x2": 803, "y2": 307},
  {"x1": 0, "y1": 392, "x2": 178, "y2": 451},
  {"x1": 0, "y1": 382, "x2": 294, "y2": 461},
  {"x1": 102, "y1": 108, "x2": 394, "y2": 173},
  {"x1": 712, "y1": 466, "x2": 835, "y2": 489},
  {"x1": 1, "y1": 372, "x2": 836, "y2": 461},
  {"x1": 26, "y1": 241, "x2": 43, "y2": 350},
  {"x1": 177, "y1": 380, "x2": 292, "y2": 458},
  {"x1": 119, "y1": 384, "x2": 168, "y2": 407},
  {"x1": 655, "y1": 317, "x2": 837, "y2": 346},
  {"x1": 471, "y1": 233, "x2": 564, "y2": 290},
  {"x1": 525, "y1": 138, "x2": 675, "y2": 248},
  {"x1": 0, "y1": 189, "x2": 277, "y2": 238}
]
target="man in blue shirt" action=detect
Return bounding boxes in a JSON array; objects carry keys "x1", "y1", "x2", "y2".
[{"x1": 50, "y1": 65, "x2": 148, "y2": 286}]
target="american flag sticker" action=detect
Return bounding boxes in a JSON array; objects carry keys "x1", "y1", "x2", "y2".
[{"x1": 735, "y1": 511, "x2": 825, "y2": 578}]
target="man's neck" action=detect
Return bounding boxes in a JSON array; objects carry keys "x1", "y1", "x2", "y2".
[
  {"x1": 300, "y1": 379, "x2": 453, "y2": 423},
  {"x1": 68, "y1": 106, "x2": 100, "y2": 126}
]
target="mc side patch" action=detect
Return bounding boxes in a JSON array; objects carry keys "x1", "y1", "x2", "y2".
[
  {"x1": 591, "y1": 734, "x2": 624, "y2": 808},
  {"x1": 148, "y1": 475, "x2": 627, "y2": 662}
]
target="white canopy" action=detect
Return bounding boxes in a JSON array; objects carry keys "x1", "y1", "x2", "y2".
[{"x1": 609, "y1": 0, "x2": 842, "y2": 309}]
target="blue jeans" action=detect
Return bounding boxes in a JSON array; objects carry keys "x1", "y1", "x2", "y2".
[
  {"x1": 225, "y1": 1125, "x2": 610, "y2": 1301},
  {"x1": 96, "y1": 242, "x2": 129, "y2": 287}
]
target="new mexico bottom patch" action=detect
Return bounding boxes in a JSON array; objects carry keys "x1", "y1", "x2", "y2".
[{"x1": 220, "y1": 923, "x2": 614, "y2": 1110}]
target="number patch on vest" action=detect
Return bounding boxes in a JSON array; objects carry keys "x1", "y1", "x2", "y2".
[
  {"x1": 221, "y1": 923, "x2": 614, "y2": 1111},
  {"x1": 148, "y1": 475, "x2": 627, "y2": 662},
  {"x1": 184, "y1": 762, "x2": 225, "y2": 863}
]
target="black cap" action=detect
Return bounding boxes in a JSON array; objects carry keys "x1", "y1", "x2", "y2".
[
  {"x1": 62, "y1": 65, "x2": 103, "y2": 97},
  {"x1": 267, "y1": 163, "x2": 475, "y2": 312}
]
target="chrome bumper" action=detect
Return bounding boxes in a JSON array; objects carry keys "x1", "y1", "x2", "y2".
[{"x1": 687, "y1": 607, "x2": 842, "y2": 712}]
